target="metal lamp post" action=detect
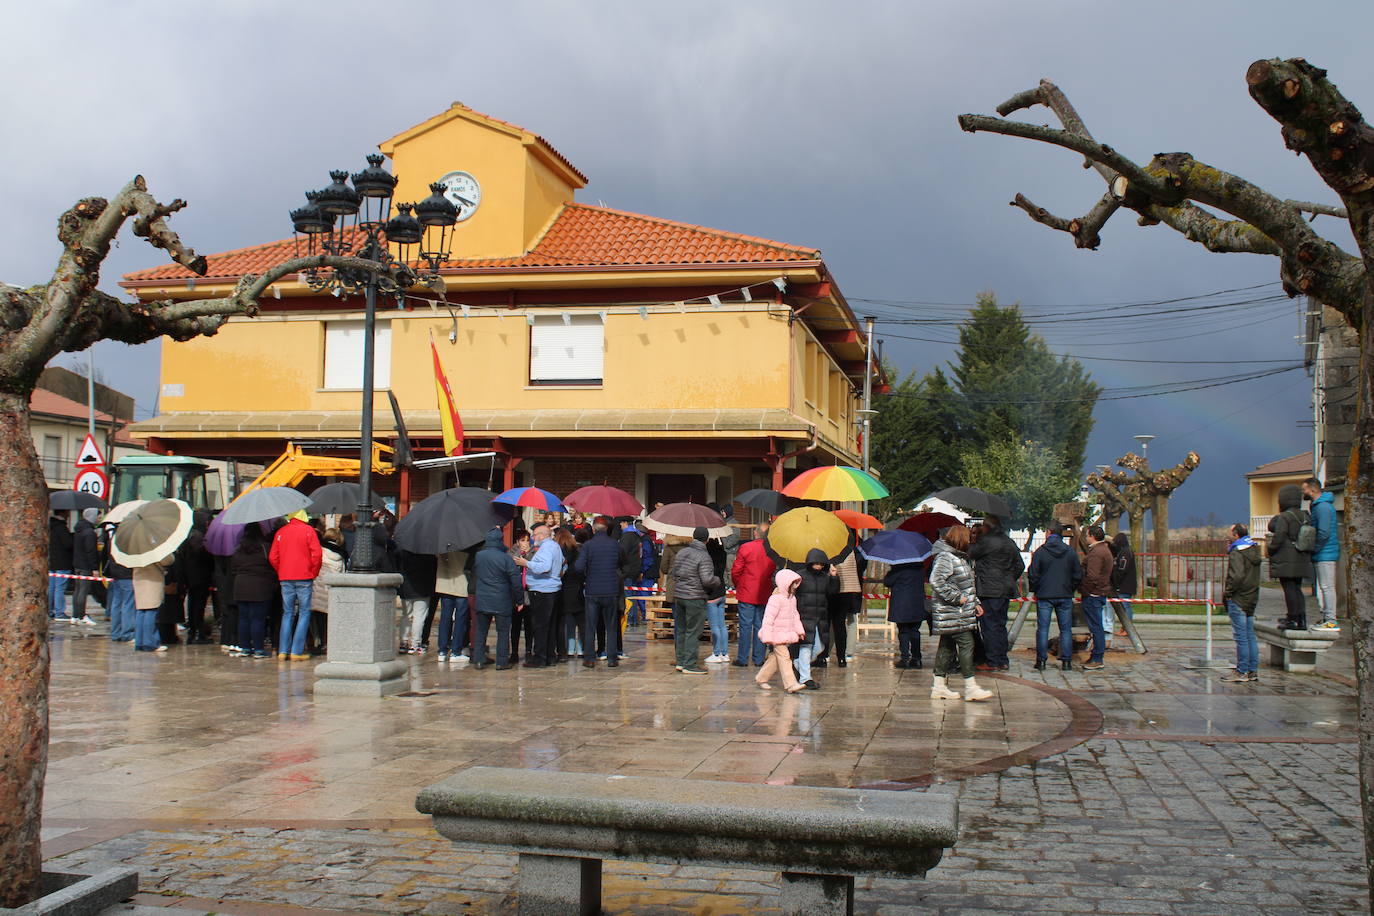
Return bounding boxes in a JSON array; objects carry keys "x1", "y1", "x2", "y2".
[
  {"x1": 1133, "y1": 434, "x2": 1155, "y2": 464},
  {"x1": 290, "y1": 156, "x2": 458, "y2": 570}
]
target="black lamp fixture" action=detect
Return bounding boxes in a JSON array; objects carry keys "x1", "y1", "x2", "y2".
[{"x1": 288, "y1": 154, "x2": 459, "y2": 570}]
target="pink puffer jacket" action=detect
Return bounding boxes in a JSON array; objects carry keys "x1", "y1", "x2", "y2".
[{"x1": 757, "y1": 569, "x2": 806, "y2": 646}]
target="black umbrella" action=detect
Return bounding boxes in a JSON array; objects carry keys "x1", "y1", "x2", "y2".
[
  {"x1": 50, "y1": 490, "x2": 106, "y2": 512},
  {"x1": 307, "y1": 482, "x2": 385, "y2": 516},
  {"x1": 393, "y1": 487, "x2": 514, "y2": 555},
  {"x1": 733, "y1": 488, "x2": 797, "y2": 516},
  {"x1": 932, "y1": 486, "x2": 1012, "y2": 519}
]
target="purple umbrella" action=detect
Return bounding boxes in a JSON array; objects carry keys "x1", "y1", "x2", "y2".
[{"x1": 204, "y1": 514, "x2": 272, "y2": 557}]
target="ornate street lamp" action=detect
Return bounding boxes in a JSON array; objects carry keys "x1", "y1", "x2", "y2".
[{"x1": 290, "y1": 155, "x2": 458, "y2": 570}]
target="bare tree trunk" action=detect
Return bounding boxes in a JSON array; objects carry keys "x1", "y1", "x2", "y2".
[
  {"x1": 0, "y1": 393, "x2": 50, "y2": 907},
  {"x1": 1128, "y1": 510, "x2": 1146, "y2": 595},
  {"x1": 1105, "y1": 513, "x2": 1120, "y2": 537},
  {"x1": 1351, "y1": 286, "x2": 1374, "y2": 911},
  {"x1": 1153, "y1": 494, "x2": 1171, "y2": 599}
]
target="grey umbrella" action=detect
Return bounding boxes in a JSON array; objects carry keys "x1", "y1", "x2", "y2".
[
  {"x1": 307, "y1": 482, "x2": 385, "y2": 516},
  {"x1": 932, "y1": 486, "x2": 1012, "y2": 519},
  {"x1": 219, "y1": 486, "x2": 312, "y2": 525}
]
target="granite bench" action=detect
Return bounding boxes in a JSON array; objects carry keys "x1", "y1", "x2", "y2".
[
  {"x1": 416, "y1": 765, "x2": 959, "y2": 916},
  {"x1": 1253, "y1": 622, "x2": 1341, "y2": 672}
]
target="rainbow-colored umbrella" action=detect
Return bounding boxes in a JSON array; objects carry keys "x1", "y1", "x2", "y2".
[
  {"x1": 781, "y1": 466, "x2": 890, "y2": 502},
  {"x1": 493, "y1": 486, "x2": 566, "y2": 512}
]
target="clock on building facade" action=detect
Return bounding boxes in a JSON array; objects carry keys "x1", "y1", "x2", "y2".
[{"x1": 438, "y1": 171, "x2": 481, "y2": 222}]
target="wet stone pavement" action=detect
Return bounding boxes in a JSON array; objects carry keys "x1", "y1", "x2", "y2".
[{"x1": 40, "y1": 599, "x2": 1368, "y2": 915}]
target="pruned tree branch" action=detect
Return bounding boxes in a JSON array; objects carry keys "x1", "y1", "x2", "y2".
[{"x1": 1289, "y1": 199, "x2": 1350, "y2": 219}]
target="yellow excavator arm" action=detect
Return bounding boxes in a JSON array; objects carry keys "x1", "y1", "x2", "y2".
[{"x1": 240, "y1": 442, "x2": 396, "y2": 495}]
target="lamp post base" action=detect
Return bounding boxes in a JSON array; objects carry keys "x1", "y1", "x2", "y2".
[{"x1": 314, "y1": 571, "x2": 407, "y2": 697}]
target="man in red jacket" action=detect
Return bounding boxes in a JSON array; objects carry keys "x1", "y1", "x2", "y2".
[
  {"x1": 270, "y1": 512, "x2": 323, "y2": 660},
  {"x1": 730, "y1": 522, "x2": 776, "y2": 667}
]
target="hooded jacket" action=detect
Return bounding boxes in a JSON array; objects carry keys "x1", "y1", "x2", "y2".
[
  {"x1": 1080, "y1": 540, "x2": 1115, "y2": 598},
  {"x1": 705, "y1": 539, "x2": 728, "y2": 601},
  {"x1": 230, "y1": 529, "x2": 278, "y2": 604},
  {"x1": 72, "y1": 515, "x2": 100, "y2": 571},
  {"x1": 575, "y1": 528, "x2": 624, "y2": 597},
  {"x1": 1310, "y1": 490, "x2": 1340, "y2": 562},
  {"x1": 792, "y1": 548, "x2": 838, "y2": 640},
  {"x1": 669, "y1": 539, "x2": 719, "y2": 600},
  {"x1": 1267, "y1": 484, "x2": 1313, "y2": 580},
  {"x1": 1028, "y1": 535, "x2": 1082, "y2": 599},
  {"x1": 730, "y1": 537, "x2": 778, "y2": 606},
  {"x1": 968, "y1": 525, "x2": 1024, "y2": 598},
  {"x1": 473, "y1": 528, "x2": 522, "y2": 615},
  {"x1": 1224, "y1": 535, "x2": 1263, "y2": 614},
  {"x1": 1110, "y1": 533, "x2": 1137, "y2": 597},
  {"x1": 48, "y1": 516, "x2": 73, "y2": 571},
  {"x1": 269, "y1": 518, "x2": 323, "y2": 581},
  {"x1": 884, "y1": 561, "x2": 928, "y2": 624},
  {"x1": 758, "y1": 569, "x2": 806, "y2": 645},
  {"x1": 182, "y1": 510, "x2": 216, "y2": 589},
  {"x1": 929, "y1": 540, "x2": 978, "y2": 635}
]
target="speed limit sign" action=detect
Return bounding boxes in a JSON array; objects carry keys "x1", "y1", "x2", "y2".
[{"x1": 72, "y1": 468, "x2": 108, "y2": 501}]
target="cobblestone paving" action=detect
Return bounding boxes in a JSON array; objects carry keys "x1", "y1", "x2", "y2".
[{"x1": 41, "y1": 600, "x2": 1370, "y2": 914}]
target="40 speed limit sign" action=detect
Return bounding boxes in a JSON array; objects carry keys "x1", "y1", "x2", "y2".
[{"x1": 72, "y1": 467, "x2": 109, "y2": 501}]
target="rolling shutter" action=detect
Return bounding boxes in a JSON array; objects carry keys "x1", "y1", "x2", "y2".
[
  {"x1": 324, "y1": 320, "x2": 391, "y2": 390},
  {"x1": 529, "y1": 315, "x2": 604, "y2": 384}
]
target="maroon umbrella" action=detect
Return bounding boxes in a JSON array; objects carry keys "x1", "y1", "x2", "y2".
[
  {"x1": 642, "y1": 502, "x2": 732, "y2": 538},
  {"x1": 563, "y1": 485, "x2": 643, "y2": 518},
  {"x1": 898, "y1": 512, "x2": 961, "y2": 540}
]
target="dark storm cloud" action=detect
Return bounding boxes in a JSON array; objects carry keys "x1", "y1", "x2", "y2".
[{"x1": 3, "y1": 0, "x2": 1370, "y2": 518}]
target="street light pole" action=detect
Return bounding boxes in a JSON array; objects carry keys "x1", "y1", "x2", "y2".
[
  {"x1": 861, "y1": 315, "x2": 875, "y2": 473},
  {"x1": 352, "y1": 274, "x2": 379, "y2": 572}
]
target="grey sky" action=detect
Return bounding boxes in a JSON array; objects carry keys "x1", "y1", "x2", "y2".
[{"x1": 4, "y1": 1, "x2": 1370, "y2": 520}]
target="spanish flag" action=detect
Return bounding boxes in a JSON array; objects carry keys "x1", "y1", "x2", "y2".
[{"x1": 431, "y1": 337, "x2": 465, "y2": 457}]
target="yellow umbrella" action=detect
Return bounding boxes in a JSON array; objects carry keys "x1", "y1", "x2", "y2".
[{"x1": 764, "y1": 507, "x2": 854, "y2": 565}]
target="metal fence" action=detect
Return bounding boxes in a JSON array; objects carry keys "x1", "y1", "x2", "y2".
[{"x1": 1136, "y1": 553, "x2": 1226, "y2": 602}]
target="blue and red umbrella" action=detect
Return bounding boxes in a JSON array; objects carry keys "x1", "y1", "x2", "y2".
[{"x1": 492, "y1": 486, "x2": 566, "y2": 513}]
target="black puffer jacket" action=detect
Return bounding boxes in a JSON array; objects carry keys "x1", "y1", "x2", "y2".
[
  {"x1": 72, "y1": 518, "x2": 100, "y2": 571},
  {"x1": 792, "y1": 548, "x2": 838, "y2": 641},
  {"x1": 1110, "y1": 534, "x2": 1136, "y2": 597},
  {"x1": 968, "y1": 526, "x2": 1023, "y2": 598},
  {"x1": 49, "y1": 516, "x2": 73, "y2": 571},
  {"x1": 1267, "y1": 484, "x2": 1313, "y2": 580}
]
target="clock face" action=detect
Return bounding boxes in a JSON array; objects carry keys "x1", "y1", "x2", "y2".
[{"x1": 438, "y1": 171, "x2": 481, "y2": 222}]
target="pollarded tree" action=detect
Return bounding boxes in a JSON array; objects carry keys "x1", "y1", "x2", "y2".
[
  {"x1": 0, "y1": 179, "x2": 394, "y2": 907},
  {"x1": 959, "y1": 58, "x2": 1374, "y2": 903}
]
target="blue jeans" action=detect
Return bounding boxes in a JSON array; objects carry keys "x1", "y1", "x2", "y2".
[
  {"x1": 584, "y1": 595, "x2": 621, "y2": 661},
  {"x1": 1080, "y1": 595, "x2": 1107, "y2": 663},
  {"x1": 237, "y1": 600, "x2": 269, "y2": 654},
  {"x1": 735, "y1": 602, "x2": 766, "y2": 665},
  {"x1": 437, "y1": 595, "x2": 469, "y2": 655},
  {"x1": 1228, "y1": 600, "x2": 1258, "y2": 674},
  {"x1": 707, "y1": 597, "x2": 728, "y2": 656},
  {"x1": 796, "y1": 630, "x2": 822, "y2": 682},
  {"x1": 1036, "y1": 598, "x2": 1073, "y2": 662},
  {"x1": 278, "y1": 580, "x2": 313, "y2": 656},
  {"x1": 107, "y1": 579, "x2": 136, "y2": 641},
  {"x1": 134, "y1": 608, "x2": 160, "y2": 651},
  {"x1": 624, "y1": 576, "x2": 649, "y2": 625},
  {"x1": 48, "y1": 570, "x2": 70, "y2": 618}
]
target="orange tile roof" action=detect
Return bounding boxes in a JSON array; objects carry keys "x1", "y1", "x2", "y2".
[
  {"x1": 121, "y1": 203, "x2": 822, "y2": 285},
  {"x1": 31, "y1": 389, "x2": 139, "y2": 446}
]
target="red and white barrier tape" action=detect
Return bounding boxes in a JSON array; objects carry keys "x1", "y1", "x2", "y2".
[{"x1": 48, "y1": 572, "x2": 111, "y2": 583}]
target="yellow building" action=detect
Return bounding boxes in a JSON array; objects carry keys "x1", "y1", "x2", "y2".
[
  {"x1": 1245, "y1": 451, "x2": 1312, "y2": 536},
  {"x1": 121, "y1": 104, "x2": 876, "y2": 511}
]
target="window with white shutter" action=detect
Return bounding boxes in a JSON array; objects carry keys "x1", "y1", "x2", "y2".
[
  {"x1": 323, "y1": 320, "x2": 391, "y2": 390},
  {"x1": 529, "y1": 315, "x2": 604, "y2": 385}
]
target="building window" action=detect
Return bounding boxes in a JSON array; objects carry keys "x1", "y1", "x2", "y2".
[
  {"x1": 42, "y1": 435, "x2": 63, "y2": 482},
  {"x1": 529, "y1": 315, "x2": 604, "y2": 386},
  {"x1": 323, "y1": 320, "x2": 391, "y2": 390}
]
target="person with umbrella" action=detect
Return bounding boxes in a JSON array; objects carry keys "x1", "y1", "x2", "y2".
[
  {"x1": 791, "y1": 549, "x2": 837, "y2": 690},
  {"x1": 231, "y1": 523, "x2": 277, "y2": 658},
  {"x1": 730, "y1": 521, "x2": 776, "y2": 668},
  {"x1": 473, "y1": 527, "x2": 523, "y2": 669},
  {"x1": 132, "y1": 556, "x2": 174, "y2": 652},
  {"x1": 69, "y1": 507, "x2": 103, "y2": 627},
  {"x1": 515, "y1": 522, "x2": 563, "y2": 667},
  {"x1": 182, "y1": 510, "x2": 216, "y2": 644},
  {"x1": 100, "y1": 518, "x2": 135, "y2": 643},
  {"x1": 968, "y1": 515, "x2": 1024, "y2": 673},
  {"x1": 667, "y1": 526, "x2": 719, "y2": 675},
  {"x1": 269, "y1": 510, "x2": 323, "y2": 661},
  {"x1": 575, "y1": 517, "x2": 626, "y2": 668},
  {"x1": 858, "y1": 528, "x2": 934, "y2": 669},
  {"x1": 48, "y1": 511, "x2": 74, "y2": 620},
  {"x1": 928, "y1": 525, "x2": 993, "y2": 702}
]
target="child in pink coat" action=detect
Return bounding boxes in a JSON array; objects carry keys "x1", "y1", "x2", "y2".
[{"x1": 755, "y1": 569, "x2": 806, "y2": 693}]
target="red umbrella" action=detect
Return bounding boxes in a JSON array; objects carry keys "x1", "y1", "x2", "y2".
[
  {"x1": 563, "y1": 485, "x2": 643, "y2": 518},
  {"x1": 833, "y1": 509, "x2": 883, "y2": 530},
  {"x1": 898, "y1": 512, "x2": 961, "y2": 539}
]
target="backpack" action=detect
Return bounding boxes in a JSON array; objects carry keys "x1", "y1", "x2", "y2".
[{"x1": 1287, "y1": 509, "x2": 1317, "y2": 553}]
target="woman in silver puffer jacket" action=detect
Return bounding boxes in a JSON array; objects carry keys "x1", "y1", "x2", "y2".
[{"x1": 928, "y1": 524, "x2": 991, "y2": 702}]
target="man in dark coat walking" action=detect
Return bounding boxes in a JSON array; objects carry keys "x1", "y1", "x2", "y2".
[
  {"x1": 576, "y1": 517, "x2": 626, "y2": 668},
  {"x1": 473, "y1": 528, "x2": 522, "y2": 669},
  {"x1": 969, "y1": 515, "x2": 1023, "y2": 672}
]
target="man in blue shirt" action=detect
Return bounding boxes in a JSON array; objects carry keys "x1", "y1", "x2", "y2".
[
  {"x1": 1301, "y1": 477, "x2": 1341, "y2": 629},
  {"x1": 516, "y1": 523, "x2": 564, "y2": 666}
]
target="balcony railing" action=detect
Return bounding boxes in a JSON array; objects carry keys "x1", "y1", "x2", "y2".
[{"x1": 40, "y1": 456, "x2": 74, "y2": 486}]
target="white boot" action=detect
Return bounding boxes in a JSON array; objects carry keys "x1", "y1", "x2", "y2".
[
  {"x1": 963, "y1": 677, "x2": 993, "y2": 702},
  {"x1": 930, "y1": 676, "x2": 960, "y2": 700}
]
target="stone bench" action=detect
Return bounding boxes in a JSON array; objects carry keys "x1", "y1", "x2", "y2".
[
  {"x1": 416, "y1": 765, "x2": 959, "y2": 916},
  {"x1": 1253, "y1": 622, "x2": 1342, "y2": 672}
]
